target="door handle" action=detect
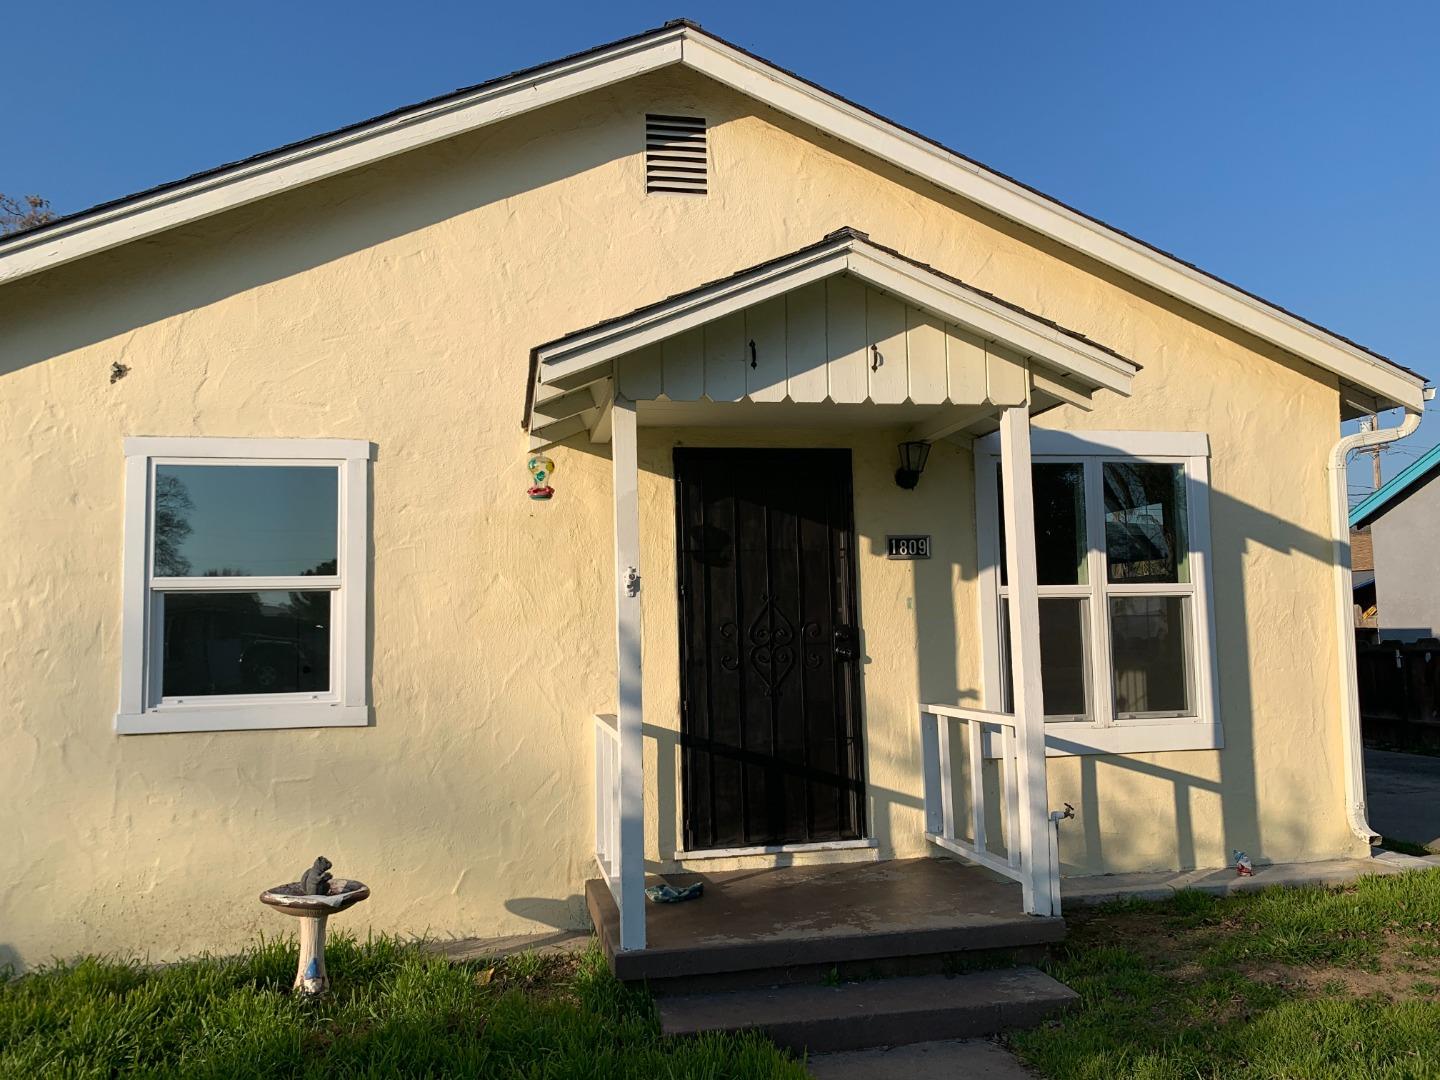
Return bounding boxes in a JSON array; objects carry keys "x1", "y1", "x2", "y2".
[{"x1": 833, "y1": 626, "x2": 858, "y2": 662}]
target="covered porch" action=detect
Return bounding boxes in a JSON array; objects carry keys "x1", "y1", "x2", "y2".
[{"x1": 526, "y1": 227, "x2": 1138, "y2": 954}]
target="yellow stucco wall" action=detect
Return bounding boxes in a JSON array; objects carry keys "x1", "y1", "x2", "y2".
[{"x1": 0, "y1": 67, "x2": 1360, "y2": 969}]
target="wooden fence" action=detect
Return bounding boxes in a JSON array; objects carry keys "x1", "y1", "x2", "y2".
[{"x1": 1358, "y1": 640, "x2": 1440, "y2": 749}]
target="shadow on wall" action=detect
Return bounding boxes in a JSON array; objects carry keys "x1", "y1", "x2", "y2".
[
  {"x1": 899, "y1": 454, "x2": 1342, "y2": 875},
  {"x1": 640, "y1": 718, "x2": 926, "y2": 871},
  {"x1": 502, "y1": 895, "x2": 587, "y2": 932},
  {"x1": 548, "y1": 431, "x2": 1344, "y2": 881}
]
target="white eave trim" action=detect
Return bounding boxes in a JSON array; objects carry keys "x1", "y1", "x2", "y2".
[
  {"x1": 0, "y1": 23, "x2": 1422, "y2": 411},
  {"x1": 533, "y1": 233, "x2": 1138, "y2": 400},
  {"x1": 678, "y1": 32, "x2": 1426, "y2": 412},
  {"x1": 0, "y1": 29, "x2": 686, "y2": 285}
]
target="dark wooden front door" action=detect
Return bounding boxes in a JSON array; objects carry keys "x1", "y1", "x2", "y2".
[{"x1": 675, "y1": 448, "x2": 866, "y2": 850}]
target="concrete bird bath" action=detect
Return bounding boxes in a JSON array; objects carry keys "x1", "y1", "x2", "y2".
[{"x1": 259, "y1": 857, "x2": 369, "y2": 996}]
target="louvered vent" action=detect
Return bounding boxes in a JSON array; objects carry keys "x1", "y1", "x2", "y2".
[{"x1": 645, "y1": 114, "x2": 708, "y2": 194}]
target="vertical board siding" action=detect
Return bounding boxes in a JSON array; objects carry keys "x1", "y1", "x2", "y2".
[
  {"x1": 704, "y1": 311, "x2": 748, "y2": 402},
  {"x1": 826, "y1": 276, "x2": 870, "y2": 404},
  {"x1": 744, "y1": 295, "x2": 788, "y2": 402},
  {"x1": 946, "y1": 323, "x2": 989, "y2": 403},
  {"x1": 616, "y1": 341, "x2": 663, "y2": 401},
  {"x1": 662, "y1": 327, "x2": 705, "y2": 401},
  {"x1": 986, "y1": 342, "x2": 1028, "y2": 406},
  {"x1": 785, "y1": 281, "x2": 829, "y2": 402},
  {"x1": 865, "y1": 288, "x2": 909, "y2": 404},
  {"x1": 619, "y1": 277, "x2": 1029, "y2": 407},
  {"x1": 906, "y1": 306, "x2": 949, "y2": 404}
]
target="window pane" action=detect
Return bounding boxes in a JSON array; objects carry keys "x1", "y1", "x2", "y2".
[
  {"x1": 1000, "y1": 597, "x2": 1089, "y2": 719},
  {"x1": 996, "y1": 462, "x2": 1087, "y2": 587},
  {"x1": 1035, "y1": 464, "x2": 1087, "y2": 586},
  {"x1": 1110, "y1": 595, "x2": 1190, "y2": 715},
  {"x1": 1104, "y1": 462, "x2": 1188, "y2": 583},
  {"x1": 161, "y1": 591, "x2": 331, "y2": 697},
  {"x1": 153, "y1": 465, "x2": 338, "y2": 577}
]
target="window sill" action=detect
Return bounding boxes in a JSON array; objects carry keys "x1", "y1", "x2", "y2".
[
  {"x1": 116, "y1": 703, "x2": 371, "y2": 735},
  {"x1": 983, "y1": 720, "x2": 1223, "y2": 758}
]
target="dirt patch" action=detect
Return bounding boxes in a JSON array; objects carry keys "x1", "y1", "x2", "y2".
[
  {"x1": 1249, "y1": 958, "x2": 1440, "y2": 1001},
  {"x1": 1063, "y1": 897, "x2": 1440, "y2": 1004}
]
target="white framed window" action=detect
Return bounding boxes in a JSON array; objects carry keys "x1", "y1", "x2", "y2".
[
  {"x1": 975, "y1": 430, "x2": 1220, "y2": 756},
  {"x1": 117, "y1": 437, "x2": 372, "y2": 735}
]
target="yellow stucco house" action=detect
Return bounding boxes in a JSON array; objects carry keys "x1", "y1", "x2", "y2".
[{"x1": 0, "y1": 22, "x2": 1429, "y2": 974}]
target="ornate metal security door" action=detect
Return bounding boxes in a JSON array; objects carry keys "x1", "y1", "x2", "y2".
[{"x1": 674, "y1": 448, "x2": 866, "y2": 849}]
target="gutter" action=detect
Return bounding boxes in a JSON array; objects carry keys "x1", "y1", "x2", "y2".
[{"x1": 1327, "y1": 398, "x2": 1431, "y2": 844}]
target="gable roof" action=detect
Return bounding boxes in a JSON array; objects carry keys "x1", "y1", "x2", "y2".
[
  {"x1": 528, "y1": 226, "x2": 1137, "y2": 425},
  {"x1": 1350, "y1": 441, "x2": 1440, "y2": 529},
  {"x1": 0, "y1": 20, "x2": 1425, "y2": 413}
]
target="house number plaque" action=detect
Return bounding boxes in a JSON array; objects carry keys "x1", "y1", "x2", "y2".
[{"x1": 886, "y1": 535, "x2": 931, "y2": 560}]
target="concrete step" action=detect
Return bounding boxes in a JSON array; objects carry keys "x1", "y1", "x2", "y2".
[
  {"x1": 585, "y1": 871, "x2": 1067, "y2": 989},
  {"x1": 644, "y1": 946, "x2": 1051, "y2": 996},
  {"x1": 657, "y1": 966, "x2": 1077, "y2": 1054}
]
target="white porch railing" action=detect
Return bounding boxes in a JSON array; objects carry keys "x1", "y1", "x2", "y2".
[
  {"x1": 593, "y1": 712, "x2": 620, "y2": 891},
  {"x1": 919, "y1": 703, "x2": 1062, "y2": 916}
]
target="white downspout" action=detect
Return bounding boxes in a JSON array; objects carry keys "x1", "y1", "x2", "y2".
[{"x1": 1327, "y1": 403, "x2": 1427, "y2": 844}]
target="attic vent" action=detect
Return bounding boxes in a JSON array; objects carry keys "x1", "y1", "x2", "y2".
[{"x1": 645, "y1": 114, "x2": 708, "y2": 194}]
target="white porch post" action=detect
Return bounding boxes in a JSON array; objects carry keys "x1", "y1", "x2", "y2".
[
  {"x1": 998, "y1": 404, "x2": 1056, "y2": 917},
  {"x1": 611, "y1": 393, "x2": 647, "y2": 951}
]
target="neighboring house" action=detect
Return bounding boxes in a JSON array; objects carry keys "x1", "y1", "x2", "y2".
[
  {"x1": 1351, "y1": 444, "x2": 1440, "y2": 642},
  {"x1": 0, "y1": 22, "x2": 1430, "y2": 975},
  {"x1": 1352, "y1": 526, "x2": 1377, "y2": 633}
]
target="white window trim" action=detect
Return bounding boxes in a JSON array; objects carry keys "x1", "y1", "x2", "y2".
[
  {"x1": 117, "y1": 436, "x2": 373, "y2": 735},
  {"x1": 974, "y1": 430, "x2": 1221, "y2": 757}
]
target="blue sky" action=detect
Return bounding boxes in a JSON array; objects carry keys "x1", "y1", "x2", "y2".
[{"x1": 8, "y1": 3, "x2": 1437, "y2": 501}]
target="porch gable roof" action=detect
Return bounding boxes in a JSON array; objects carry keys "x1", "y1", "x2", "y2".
[{"x1": 525, "y1": 228, "x2": 1139, "y2": 439}]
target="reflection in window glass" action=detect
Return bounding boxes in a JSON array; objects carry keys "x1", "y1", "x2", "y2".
[
  {"x1": 153, "y1": 465, "x2": 338, "y2": 578},
  {"x1": 1104, "y1": 463, "x2": 1188, "y2": 584},
  {"x1": 1105, "y1": 463, "x2": 1186, "y2": 584},
  {"x1": 997, "y1": 463, "x2": 1087, "y2": 587},
  {"x1": 161, "y1": 591, "x2": 331, "y2": 697},
  {"x1": 1000, "y1": 598, "x2": 1089, "y2": 719},
  {"x1": 1110, "y1": 596, "x2": 1190, "y2": 715}
]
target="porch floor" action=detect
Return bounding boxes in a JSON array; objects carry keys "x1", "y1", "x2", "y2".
[{"x1": 586, "y1": 857, "x2": 1065, "y2": 983}]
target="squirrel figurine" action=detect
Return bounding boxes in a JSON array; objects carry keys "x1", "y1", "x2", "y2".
[{"x1": 299, "y1": 856, "x2": 333, "y2": 895}]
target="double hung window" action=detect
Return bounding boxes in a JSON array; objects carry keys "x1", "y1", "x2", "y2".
[
  {"x1": 977, "y1": 431, "x2": 1219, "y2": 755},
  {"x1": 117, "y1": 438, "x2": 370, "y2": 734}
]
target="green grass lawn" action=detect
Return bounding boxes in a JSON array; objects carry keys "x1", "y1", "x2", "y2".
[
  {"x1": 12, "y1": 871, "x2": 1440, "y2": 1079},
  {"x1": 0, "y1": 935, "x2": 806, "y2": 1079},
  {"x1": 1010, "y1": 867, "x2": 1440, "y2": 1079}
]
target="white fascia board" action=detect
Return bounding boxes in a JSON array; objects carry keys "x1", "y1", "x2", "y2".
[
  {"x1": 844, "y1": 247, "x2": 1135, "y2": 394},
  {"x1": 1031, "y1": 368, "x2": 1094, "y2": 410},
  {"x1": 0, "y1": 32, "x2": 685, "y2": 285},
  {"x1": 680, "y1": 32, "x2": 1426, "y2": 411}
]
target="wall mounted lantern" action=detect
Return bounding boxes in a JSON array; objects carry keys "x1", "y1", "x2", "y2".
[{"x1": 895, "y1": 440, "x2": 931, "y2": 490}]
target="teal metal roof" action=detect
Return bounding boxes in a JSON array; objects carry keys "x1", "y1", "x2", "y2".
[{"x1": 1350, "y1": 441, "x2": 1440, "y2": 529}]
